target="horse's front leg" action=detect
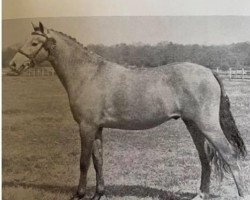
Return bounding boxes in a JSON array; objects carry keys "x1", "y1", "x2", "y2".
[
  {"x1": 72, "y1": 121, "x2": 97, "y2": 200},
  {"x1": 92, "y1": 127, "x2": 105, "y2": 200}
]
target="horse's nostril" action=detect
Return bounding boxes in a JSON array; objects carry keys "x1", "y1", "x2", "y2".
[{"x1": 10, "y1": 61, "x2": 16, "y2": 68}]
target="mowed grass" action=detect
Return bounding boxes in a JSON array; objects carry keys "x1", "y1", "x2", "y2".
[{"x1": 2, "y1": 76, "x2": 250, "y2": 200}]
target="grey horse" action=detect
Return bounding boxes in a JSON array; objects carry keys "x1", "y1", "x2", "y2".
[{"x1": 9, "y1": 22, "x2": 248, "y2": 200}]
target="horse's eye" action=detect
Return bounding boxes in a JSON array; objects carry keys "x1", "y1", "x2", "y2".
[{"x1": 32, "y1": 42, "x2": 38, "y2": 46}]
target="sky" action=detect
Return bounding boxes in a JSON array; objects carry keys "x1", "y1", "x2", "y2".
[
  {"x1": 3, "y1": 16, "x2": 250, "y2": 48},
  {"x1": 2, "y1": 0, "x2": 250, "y2": 48},
  {"x1": 3, "y1": 0, "x2": 250, "y2": 19}
]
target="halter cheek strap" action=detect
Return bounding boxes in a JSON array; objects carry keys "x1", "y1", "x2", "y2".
[{"x1": 17, "y1": 32, "x2": 51, "y2": 66}]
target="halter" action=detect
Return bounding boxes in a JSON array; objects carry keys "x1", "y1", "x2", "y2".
[{"x1": 17, "y1": 32, "x2": 50, "y2": 66}]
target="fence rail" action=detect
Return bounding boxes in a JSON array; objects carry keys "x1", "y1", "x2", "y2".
[
  {"x1": 214, "y1": 68, "x2": 250, "y2": 80},
  {"x1": 2, "y1": 67, "x2": 57, "y2": 76},
  {"x1": 24, "y1": 67, "x2": 56, "y2": 76}
]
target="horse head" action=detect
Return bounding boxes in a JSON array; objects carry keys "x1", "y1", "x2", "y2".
[{"x1": 9, "y1": 22, "x2": 55, "y2": 75}]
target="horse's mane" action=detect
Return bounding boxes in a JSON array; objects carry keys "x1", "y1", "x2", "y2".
[{"x1": 49, "y1": 29, "x2": 106, "y2": 66}]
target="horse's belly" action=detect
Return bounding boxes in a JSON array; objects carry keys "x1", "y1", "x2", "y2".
[
  {"x1": 101, "y1": 105, "x2": 180, "y2": 130},
  {"x1": 102, "y1": 115, "x2": 177, "y2": 130},
  {"x1": 101, "y1": 75, "x2": 180, "y2": 130}
]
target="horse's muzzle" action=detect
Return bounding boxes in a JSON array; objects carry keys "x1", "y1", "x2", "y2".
[{"x1": 9, "y1": 62, "x2": 31, "y2": 75}]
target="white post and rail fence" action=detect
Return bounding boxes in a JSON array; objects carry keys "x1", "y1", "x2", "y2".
[
  {"x1": 3, "y1": 67, "x2": 56, "y2": 77},
  {"x1": 214, "y1": 67, "x2": 250, "y2": 80},
  {"x1": 24, "y1": 67, "x2": 56, "y2": 76}
]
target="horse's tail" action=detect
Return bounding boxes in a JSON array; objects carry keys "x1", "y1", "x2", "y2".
[
  {"x1": 205, "y1": 72, "x2": 247, "y2": 180},
  {"x1": 204, "y1": 140, "x2": 229, "y2": 181},
  {"x1": 213, "y1": 72, "x2": 247, "y2": 158}
]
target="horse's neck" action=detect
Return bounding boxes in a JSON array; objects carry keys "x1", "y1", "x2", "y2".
[{"x1": 48, "y1": 32, "x2": 100, "y2": 92}]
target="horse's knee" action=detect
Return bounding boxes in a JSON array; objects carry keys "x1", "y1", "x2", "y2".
[
  {"x1": 79, "y1": 122, "x2": 97, "y2": 164},
  {"x1": 80, "y1": 158, "x2": 90, "y2": 172},
  {"x1": 79, "y1": 143, "x2": 93, "y2": 171},
  {"x1": 92, "y1": 138, "x2": 105, "y2": 195}
]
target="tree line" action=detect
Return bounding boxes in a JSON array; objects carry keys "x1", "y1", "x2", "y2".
[
  {"x1": 87, "y1": 42, "x2": 250, "y2": 70},
  {"x1": 3, "y1": 42, "x2": 250, "y2": 70}
]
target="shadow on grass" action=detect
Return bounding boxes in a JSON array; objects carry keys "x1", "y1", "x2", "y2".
[{"x1": 3, "y1": 181, "x2": 201, "y2": 200}]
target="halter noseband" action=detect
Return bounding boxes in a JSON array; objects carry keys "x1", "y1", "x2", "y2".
[{"x1": 17, "y1": 32, "x2": 50, "y2": 66}]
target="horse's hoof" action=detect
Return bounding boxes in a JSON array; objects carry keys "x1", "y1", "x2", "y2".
[
  {"x1": 192, "y1": 192, "x2": 209, "y2": 200},
  {"x1": 91, "y1": 192, "x2": 104, "y2": 200},
  {"x1": 240, "y1": 194, "x2": 250, "y2": 200},
  {"x1": 70, "y1": 193, "x2": 85, "y2": 200}
]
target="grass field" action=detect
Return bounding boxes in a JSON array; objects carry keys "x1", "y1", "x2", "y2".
[{"x1": 2, "y1": 76, "x2": 250, "y2": 200}]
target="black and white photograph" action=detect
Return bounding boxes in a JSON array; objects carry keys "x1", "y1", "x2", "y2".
[{"x1": 2, "y1": 1, "x2": 250, "y2": 199}]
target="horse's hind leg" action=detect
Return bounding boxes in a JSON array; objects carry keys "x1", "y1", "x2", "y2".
[
  {"x1": 194, "y1": 116, "x2": 246, "y2": 198},
  {"x1": 92, "y1": 128, "x2": 105, "y2": 200},
  {"x1": 183, "y1": 119, "x2": 211, "y2": 200}
]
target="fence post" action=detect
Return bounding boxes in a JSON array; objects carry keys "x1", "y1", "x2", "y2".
[
  {"x1": 229, "y1": 68, "x2": 232, "y2": 80},
  {"x1": 216, "y1": 67, "x2": 219, "y2": 73},
  {"x1": 242, "y1": 68, "x2": 244, "y2": 80}
]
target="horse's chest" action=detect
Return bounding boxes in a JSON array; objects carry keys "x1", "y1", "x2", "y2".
[{"x1": 68, "y1": 91, "x2": 104, "y2": 123}]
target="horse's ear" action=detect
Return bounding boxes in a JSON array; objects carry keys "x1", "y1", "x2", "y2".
[
  {"x1": 31, "y1": 22, "x2": 40, "y2": 31},
  {"x1": 39, "y1": 22, "x2": 44, "y2": 33}
]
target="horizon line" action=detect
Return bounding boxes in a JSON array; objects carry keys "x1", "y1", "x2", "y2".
[{"x1": 3, "y1": 15, "x2": 250, "y2": 21}]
